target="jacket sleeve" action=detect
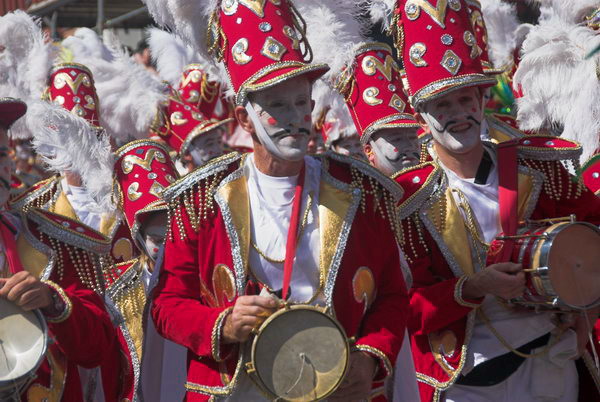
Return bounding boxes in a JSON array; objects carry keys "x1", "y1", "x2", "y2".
[
  {"x1": 43, "y1": 267, "x2": 116, "y2": 368},
  {"x1": 354, "y1": 218, "x2": 409, "y2": 381},
  {"x1": 151, "y1": 211, "x2": 231, "y2": 361}
]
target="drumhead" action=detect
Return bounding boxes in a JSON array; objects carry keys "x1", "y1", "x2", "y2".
[
  {"x1": 251, "y1": 306, "x2": 349, "y2": 401},
  {"x1": 547, "y1": 223, "x2": 600, "y2": 308},
  {"x1": 0, "y1": 298, "x2": 47, "y2": 385}
]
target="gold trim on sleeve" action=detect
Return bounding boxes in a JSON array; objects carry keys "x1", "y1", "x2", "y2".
[
  {"x1": 454, "y1": 275, "x2": 481, "y2": 309},
  {"x1": 211, "y1": 307, "x2": 234, "y2": 362},
  {"x1": 354, "y1": 344, "x2": 394, "y2": 380},
  {"x1": 41, "y1": 280, "x2": 73, "y2": 323}
]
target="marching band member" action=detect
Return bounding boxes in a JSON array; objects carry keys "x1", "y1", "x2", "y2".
[
  {"x1": 0, "y1": 97, "x2": 116, "y2": 401},
  {"x1": 385, "y1": 0, "x2": 600, "y2": 400},
  {"x1": 143, "y1": 0, "x2": 410, "y2": 400}
]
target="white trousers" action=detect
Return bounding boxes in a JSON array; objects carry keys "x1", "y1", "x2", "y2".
[{"x1": 444, "y1": 357, "x2": 578, "y2": 402}]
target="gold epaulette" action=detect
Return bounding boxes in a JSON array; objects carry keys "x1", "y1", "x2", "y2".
[
  {"x1": 163, "y1": 152, "x2": 242, "y2": 241},
  {"x1": 9, "y1": 176, "x2": 59, "y2": 212},
  {"x1": 392, "y1": 162, "x2": 441, "y2": 219},
  {"x1": 486, "y1": 113, "x2": 524, "y2": 143}
]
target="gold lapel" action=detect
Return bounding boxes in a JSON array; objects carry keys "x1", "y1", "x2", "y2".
[
  {"x1": 98, "y1": 213, "x2": 117, "y2": 237},
  {"x1": 517, "y1": 170, "x2": 535, "y2": 221},
  {"x1": 488, "y1": 126, "x2": 512, "y2": 144},
  {"x1": 216, "y1": 174, "x2": 250, "y2": 278},
  {"x1": 318, "y1": 179, "x2": 354, "y2": 285},
  {"x1": 50, "y1": 190, "x2": 78, "y2": 221},
  {"x1": 17, "y1": 231, "x2": 49, "y2": 279},
  {"x1": 424, "y1": 188, "x2": 475, "y2": 276}
]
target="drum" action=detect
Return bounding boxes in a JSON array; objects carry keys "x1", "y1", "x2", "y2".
[
  {"x1": 0, "y1": 298, "x2": 48, "y2": 400},
  {"x1": 489, "y1": 221, "x2": 600, "y2": 310},
  {"x1": 246, "y1": 305, "x2": 349, "y2": 401}
]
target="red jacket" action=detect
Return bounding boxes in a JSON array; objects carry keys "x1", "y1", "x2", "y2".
[
  {"x1": 14, "y1": 209, "x2": 116, "y2": 401},
  {"x1": 152, "y1": 152, "x2": 409, "y2": 400},
  {"x1": 393, "y1": 137, "x2": 600, "y2": 402}
]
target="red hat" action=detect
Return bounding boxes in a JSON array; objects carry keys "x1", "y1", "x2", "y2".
[
  {"x1": 465, "y1": 0, "x2": 504, "y2": 75},
  {"x1": 392, "y1": 0, "x2": 496, "y2": 108},
  {"x1": 337, "y1": 42, "x2": 419, "y2": 145},
  {"x1": 45, "y1": 63, "x2": 101, "y2": 129},
  {"x1": 114, "y1": 140, "x2": 179, "y2": 241},
  {"x1": 177, "y1": 64, "x2": 230, "y2": 121},
  {"x1": 150, "y1": 88, "x2": 233, "y2": 156},
  {"x1": 580, "y1": 153, "x2": 600, "y2": 196},
  {"x1": 0, "y1": 97, "x2": 27, "y2": 129},
  {"x1": 208, "y1": 0, "x2": 329, "y2": 105}
]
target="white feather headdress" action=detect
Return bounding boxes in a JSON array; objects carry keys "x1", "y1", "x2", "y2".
[
  {"x1": 479, "y1": 0, "x2": 520, "y2": 70},
  {"x1": 26, "y1": 100, "x2": 115, "y2": 213},
  {"x1": 514, "y1": 16, "x2": 600, "y2": 160},
  {"x1": 61, "y1": 28, "x2": 169, "y2": 142},
  {"x1": 0, "y1": 10, "x2": 56, "y2": 139}
]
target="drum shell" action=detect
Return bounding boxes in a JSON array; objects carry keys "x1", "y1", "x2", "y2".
[{"x1": 246, "y1": 305, "x2": 349, "y2": 402}]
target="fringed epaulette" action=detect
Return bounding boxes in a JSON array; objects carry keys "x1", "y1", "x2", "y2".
[
  {"x1": 9, "y1": 176, "x2": 59, "y2": 212},
  {"x1": 391, "y1": 163, "x2": 440, "y2": 265},
  {"x1": 579, "y1": 153, "x2": 600, "y2": 196},
  {"x1": 320, "y1": 152, "x2": 404, "y2": 240},
  {"x1": 516, "y1": 135, "x2": 585, "y2": 201},
  {"x1": 163, "y1": 152, "x2": 242, "y2": 241},
  {"x1": 26, "y1": 208, "x2": 112, "y2": 294}
]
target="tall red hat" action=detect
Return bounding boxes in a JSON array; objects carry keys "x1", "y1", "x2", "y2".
[
  {"x1": 114, "y1": 140, "x2": 179, "y2": 241},
  {"x1": 208, "y1": 0, "x2": 329, "y2": 105},
  {"x1": 0, "y1": 97, "x2": 27, "y2": 129},
  {"x1": 45, "y1": 63, "x2": 101, "y2": 129},
  {"x1": 337, "y1": 42, "x2": 419, "y2": 145},
  {"x1": 392, "y1": 0, "x2": 496, "y2": 108},
  {"x1": 465, "y1": 0, "x2": 504, "y2": 75},
  {"x1": 177, "y1": 64, "x2": 230, "y2": 121}
]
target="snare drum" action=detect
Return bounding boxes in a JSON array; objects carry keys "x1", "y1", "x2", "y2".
[
  {"x1": 246, "y1": 305, "x2": 349, "y2": 401},
  {"x1": 0, "y1": 298, "x2": 48, "y2": 400},
  {"x1": 488, "y1": 221, "x2": 600, "y2": 310}
]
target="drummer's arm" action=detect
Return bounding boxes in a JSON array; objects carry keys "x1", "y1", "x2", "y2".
[
  {"x1": 151, "y1": 220, "x2": 233, "y2": 361},
  {"x1": 354, "y1": 228, "x2": 409, "y2": 381},
  {"x1": 43, "y1": 272, "x2": 115, "y2": 368}
]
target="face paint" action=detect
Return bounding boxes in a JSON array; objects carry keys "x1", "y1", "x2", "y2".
[
  {"x1": 246, "y1": 76, "x2": 313, "y2": 162},
  {"x1": 370, "y1": 128, "x2": 420, "y2": 175},
  {"x1": 188, "y1": 129, "x2": 224, "y2": 167},
  {"x1": 138, "y1": 223, "x2": 167, "y2": 262},
  {"x1": 333, "y1": 134, "x2": 366, "y2": 160},
  {"x1": 420, "y1": 87, "x2": 483, "y2": 154}
]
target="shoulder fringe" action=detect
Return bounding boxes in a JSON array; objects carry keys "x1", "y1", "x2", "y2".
[{"x1": 164, "y1": 152, "x2": 242, "y2": 241}]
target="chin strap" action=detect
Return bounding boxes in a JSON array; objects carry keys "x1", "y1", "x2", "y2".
[{"x1": 245, "y1": 102, "x2": 286, "y2": 159}]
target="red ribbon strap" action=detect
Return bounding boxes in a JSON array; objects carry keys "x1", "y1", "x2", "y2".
[
  {"x1": 497, "y1": 141, "x2": 519, "y2": 261},
  {"x1": 282, "y1": 164, "x2": 306, "y2": 301},
  {"x1": 0, "y1": 213, "x2": 24, "y2": 274}
]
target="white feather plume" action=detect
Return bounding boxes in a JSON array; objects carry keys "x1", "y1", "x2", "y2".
[
  {"x1": 62, "y1": 30, "x2": 169, "y2": 141},
  {"x1": 366, "y1": 0, "x2": 397, "y2": 30},
  {"x1": 479, "y1": 0, "x2": 520, "y2": 69},
  {"x1": 61, "y1": 27, "x2": 114, "y2": 62},
  {"x1": 546, "y1": 0, "x2": 600, "y2": 24},
  {"x1": 26, "y1": 100, "x2": 115, "y2": 213},
  {"x1": 514, "y1": 17, "x2": 600, "y2": 160},
  {"x1": 148, "y1": 28, "x2": 195, "y2": 87},
  {"x1": 0, "y1": 11, "x2": 56, "y2": 139}
]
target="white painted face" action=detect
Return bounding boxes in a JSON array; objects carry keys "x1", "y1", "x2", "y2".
[
  {"x1": 333, "y1": 133, "x2": 366, "y2": 160},
  {"x1": 370, "y1": 127, "x2": 420, "y2": 175},
  {"x1": 419, "y1": 87, "x2": 483, "y2": 154},
  {"x1": 139, "y1": 212, "x2": 167, "y2": 262},
  {"x1": 248, "y1": 76, "x2": 313, "y2": 161},
  {"x1": 188, "y1": 128, "x2": 224, "y2": 167},
  {"x1": 0, "y1": 127, "x2": 12, "y2": 207}
]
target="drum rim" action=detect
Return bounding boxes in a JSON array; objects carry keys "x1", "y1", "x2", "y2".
[
  {"x1": 529, "y1": 221, "x2": 600, "y2": 310},
  {"x1": 0, "y1": 307, "x2": 48, "y2": 389},
  {"x1": 249, "y1": 304, "x2": 350, "y2": 401}
]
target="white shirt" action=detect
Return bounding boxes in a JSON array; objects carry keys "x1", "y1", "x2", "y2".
[
  {"x1": 226, "y1": 155, "x2": 322, "y2": 401},
  {"x1": 61, "y1": 178, "x2": 103, "y2": 232}
]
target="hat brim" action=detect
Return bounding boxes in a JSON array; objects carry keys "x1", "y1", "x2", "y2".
[
  {"x1": 236, "y1": 61, "x2": 330, "y2": 105},
  {"x1": 412, "y1": 74, "x2": 497, "y2": 110},
  {"x1": 360, "y1": 114, "x2": 421, "y2": 145},
  {"x1": 0, "y1": 98, "x2": 27, "y2": 129},
  {"x1": 180, "y1": 118, "x2": 234, "y2": 156}
]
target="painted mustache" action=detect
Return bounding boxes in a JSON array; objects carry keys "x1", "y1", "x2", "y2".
[
  {"x1": 389, "y1": 152, "x2": 420, "y2": 162},
  {"x1": 271, "y1": 128, "x2": 311, "y2": 139},
  {"x1": 433, "y1": 115, "x2": 481, "y2": 133}
]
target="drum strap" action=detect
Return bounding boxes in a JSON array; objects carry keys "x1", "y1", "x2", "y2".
[
  {"x1": 282, "y1": 164, "x2": 306, "y2": 301},
  {"x1": 497, "y1": 140, "x2": 519, "y2": 261},
  {"x1": 0, "y1": 212, "x2": 23, "y2": 274}
]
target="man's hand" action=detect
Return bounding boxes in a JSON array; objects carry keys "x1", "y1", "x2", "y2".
[
  {"x1": 222, "y1": 295, "x2": 277, "y2": 344},
  {"x1": 462, "y1": 262, "x2": 525, "y2": 300},
  {"x1": 329, "y1": 351, "x2": 377, "y2": 401},
  {"x1": 0, "y1": 271, "x2": 53, "y2": 311}
]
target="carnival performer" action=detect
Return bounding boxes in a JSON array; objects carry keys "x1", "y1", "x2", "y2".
[
  {"x1": 143, "y1": 0, "x2": 410, "y2": 400},
  {"x1": 0, "y1": 96, "x2": 116, "y2": 401},
  {"x1": 384, "y1": 0, "x2": 600, "y2": 400}
]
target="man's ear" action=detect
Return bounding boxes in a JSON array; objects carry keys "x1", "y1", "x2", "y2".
[
  {"x1": 364, "y1": 143, "x2": 376, "y2": 165},
  {"x1": 234, "y1": 105, "x2": 254, "y2": 134},
  {"x1": 414, "y1": 112, "x2": 430, "y2": 134},
  {"x1": 311, "y1": 99, "x2": 315, "y2": 112}
]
